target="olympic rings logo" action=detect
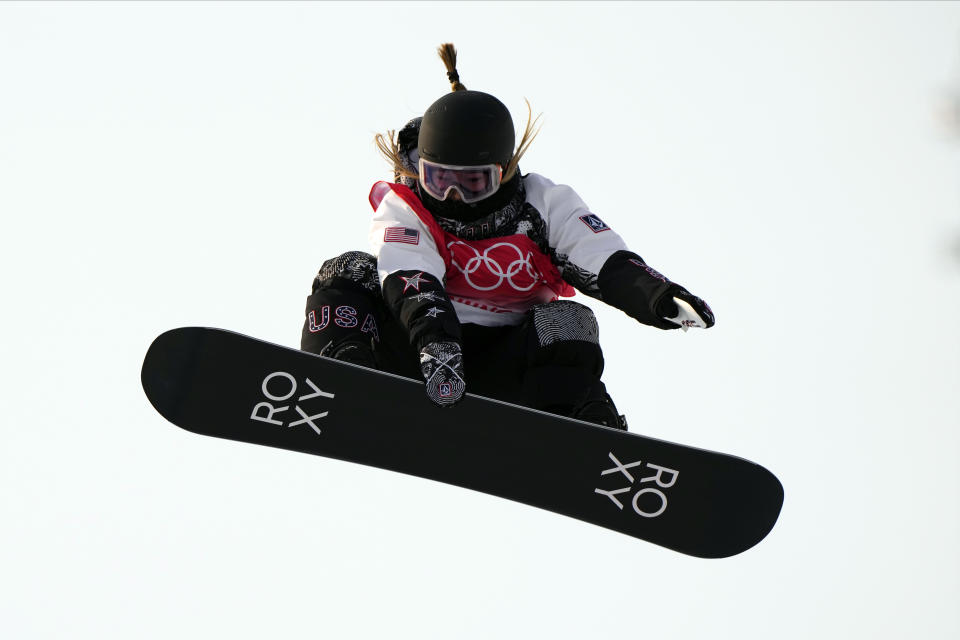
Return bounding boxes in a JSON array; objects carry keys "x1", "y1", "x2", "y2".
[{"x1": 447, "y1": 240, "x2": 541, "y2": 292}]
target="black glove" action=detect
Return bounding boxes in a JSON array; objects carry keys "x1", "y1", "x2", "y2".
[
  {"x1": 654, "y1": 285, "x2": 715, "y2": 330},
  {"x1": 419, "y1": 341, "x2": 466, "y2": 407},
  {"x1": 598, "y1": 251, "x2": 715, "y2": 331}
]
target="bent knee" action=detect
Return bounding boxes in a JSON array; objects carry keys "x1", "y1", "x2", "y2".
[
  {"x1": 312, "y1": 251, "x2": 379, "y2": 294},
  {"x1": 531, "y1": 300, "x2": 600, "y2": 347}
]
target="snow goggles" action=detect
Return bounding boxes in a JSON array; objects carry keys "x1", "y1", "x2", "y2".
[{"x1": 418, "y1": 158, "x2": 503, "y2": 204}]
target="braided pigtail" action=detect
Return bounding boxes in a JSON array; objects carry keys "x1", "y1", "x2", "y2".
[{"x1": 437, "y1": 43, "x2": 467, "y2": 92}]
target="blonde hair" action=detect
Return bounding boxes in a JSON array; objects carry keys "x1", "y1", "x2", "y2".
[
  {"x1": 374, "y1": 42, "x2": 542, "y2": 183},
  {"x1": 504, "y1": 99, "x2": 543, "y2": 182},
  {"x1": 373, "y1": 129, "x2": 418, "y2": 182}
]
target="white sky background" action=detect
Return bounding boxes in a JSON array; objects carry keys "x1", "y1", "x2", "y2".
[{"x1": 1, "y1": 2, "x2": 958, "y2": 638}]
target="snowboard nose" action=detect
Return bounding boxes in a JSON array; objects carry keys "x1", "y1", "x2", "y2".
[{"x1": 141, "y1": 327, "x2": 205, "y2": 425}]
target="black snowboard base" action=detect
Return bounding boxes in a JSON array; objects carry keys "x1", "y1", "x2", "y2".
[{"x1": 141, "y1": 327, "x2": 783, "y2": 558}]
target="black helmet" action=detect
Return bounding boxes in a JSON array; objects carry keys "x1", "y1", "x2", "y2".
[{"x1": 418, "y1": 91, "x2": 515, "y2": 168}]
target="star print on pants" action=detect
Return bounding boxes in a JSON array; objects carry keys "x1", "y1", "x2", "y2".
[
  {"x1": 424, "y1": 307, "x2": 444, "y2": 318},
  {"x1": 401, "y1": 272, "x2": 430, "y2": 293}
]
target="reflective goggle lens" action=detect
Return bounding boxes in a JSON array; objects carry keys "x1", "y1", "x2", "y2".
[{"x1": 418, "y1": 159, "x2": 502, "y2": 204}]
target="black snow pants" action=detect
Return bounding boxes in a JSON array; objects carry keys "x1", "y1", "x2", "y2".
[{"x1": 300, "y1": 251, "x2": 614, "y2": 416}]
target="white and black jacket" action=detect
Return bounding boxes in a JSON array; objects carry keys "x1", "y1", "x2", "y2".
[{"x1": 369, "y1": 169, "x2": 680, "y2": 353}]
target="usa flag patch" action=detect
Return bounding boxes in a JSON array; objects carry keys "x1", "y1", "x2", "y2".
[
  {"x1": 384, "y1": 227, "x2": 420, "y2": 245},
  {"x1": 579, "y1": 214, "x2": 610, "y2": 233}
]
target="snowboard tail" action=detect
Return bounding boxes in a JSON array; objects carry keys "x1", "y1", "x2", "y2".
[{"x1": 142, "y1": 327, "x2": 783, "y2": 558}]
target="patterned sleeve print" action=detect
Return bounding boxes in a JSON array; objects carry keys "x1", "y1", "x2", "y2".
[{"x1": 550, "y1": 252, "x2": 603, "y2": 299}]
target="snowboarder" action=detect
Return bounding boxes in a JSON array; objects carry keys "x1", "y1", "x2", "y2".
[{"x1": 301, "y1": 43, "x2": 715, "y2": 429}]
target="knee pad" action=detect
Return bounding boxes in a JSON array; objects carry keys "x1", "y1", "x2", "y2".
[
  {"x1": 313, "y1": 251, "x2": 379, "y2": 295},
  {"x1": 531, "y1": 300, "x2": 600, "y2": 347}
]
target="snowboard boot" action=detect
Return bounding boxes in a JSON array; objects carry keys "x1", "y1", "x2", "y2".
[
  {"x1": 574, "y1": 394, "x2": 628, "y2": 431},
  {"x1": 318, "y1": 338, "x2": 378, "y2": 370}
]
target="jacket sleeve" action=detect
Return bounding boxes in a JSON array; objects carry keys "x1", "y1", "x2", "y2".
[
  {"x1": 524, "y1": 173, "x2": 630, "y2": 297},
  {"x1": 369, "y1": 186, "x2": 462, "y2": 351},
  {"x1": 524, "y1": 173, "x2": 685, "y2": 329}
]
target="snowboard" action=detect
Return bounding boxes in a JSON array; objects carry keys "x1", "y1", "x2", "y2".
[{"x1": 141, "y1": 327, "x2": 783, "y2": 558}]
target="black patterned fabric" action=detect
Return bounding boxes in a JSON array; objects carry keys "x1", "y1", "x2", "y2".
[
  {"x1": 418, "y1": 341, "x2": 466, "y2": 407},
  {"x1": 531, "y1": 300, "x2": 600, "y2": 347},
  {"x1": 312, "y1": 251, "x2": 380, "y2": 295}
]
